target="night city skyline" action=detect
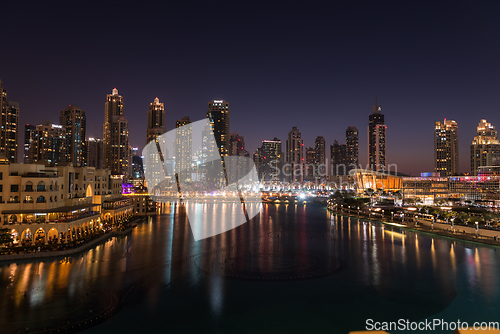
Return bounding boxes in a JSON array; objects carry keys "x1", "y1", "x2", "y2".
[
  {"x1": 1, "y1": 1, "x2": 500, "y2": 175},
  {"x1": 4, "y1": 2, "x2": 500, "y2": 333}
]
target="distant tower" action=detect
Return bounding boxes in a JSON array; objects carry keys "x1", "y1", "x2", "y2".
[
  {"x1": 260, "y1": 138, "x2": 283, "y2": 181},
  {"x1": 331, "y1": 140, "x2": 347, "y2": 176},
  {"x1": 368, "y1": 99, "x2": 386, "y2": 171},
  {"x1": 146, "y1": 97, "x2": 165, "y2": 144},
  {"x1": 103, "y1": 88, "x2": 129, "y2": 175},
  {"x1": 207, "y1": 100, "x2": 229, "y2": 156},
  {"x1": 470, "y1": 119, "x2": 499, "y2": 175},
  {"x1": 345, "y1": 126, "x2": 359, "y2": 171},
  {"x1": 24, "y1": 124, "x2": 36, "y2": 163},
  {"x1": 435, "y1": 119, "x2": 459, "y2": 176},
  {"x1": 175, "y1": 117, "x2": 192, "y2": 183},
  {"x1": 305, "y1": 147, "x2": 316, "y2": 180},
  {"x1": 0, "y1": 80, "x2": 19, "y2": 163},
  {"x1": 86, "y1": 137, "x2": 103, "y2": 169},
  {"x1": 60, "y1": 105, "x2": 86, "y2": 166},
  {"x1": 286, "y1": 126, "x2": 303, "y2": 182},
  {"x1": 30, "y1": 122, "x2": 66, "y2": 165},
  {"x1": 314, "y1": 136, "x2": 326, "y2": 177}
]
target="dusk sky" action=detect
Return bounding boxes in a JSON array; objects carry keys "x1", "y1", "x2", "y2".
[{"x1": 1, "y1": 1, "x2": 499, "y2": 175}]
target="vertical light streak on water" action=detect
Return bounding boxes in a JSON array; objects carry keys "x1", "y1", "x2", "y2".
[
  {"x1": 431, "y1": 238, "x2": 436, "y2": 272},
  {"x1": 164, "y1": 205, "x2": 174, "y2": 282},
  {"x1": 474, "y1": 248, "x2": 481, "y2": 281},
  {"x1": 415, "y1": 234, "x2": 420, "y2": 270},
  {"x1": 371, "y1": 225, "x2": 380, "y2": 288},
  {"x1": 450, "y1": 243, "x2": 456, "y2": 276}
]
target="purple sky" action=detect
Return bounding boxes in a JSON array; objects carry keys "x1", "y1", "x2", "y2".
[{"x1": 1, "y1": 1, "x2": 499, "y2": 176}]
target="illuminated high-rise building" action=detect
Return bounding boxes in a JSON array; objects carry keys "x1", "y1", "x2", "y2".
[
  {"x1": 0, "y1": 80, "x2": 19, "y2": 163},
  {"x1": 286, "y1": 126, "x2": 303, "y2": 182},
  {"x1": 24, "y1": 124, "x2": 36, "y2": 163},
  {"x1": 346, "y1": 126, "x2": 358, "y2": 169},
  {"x1": 60, "y1": 105, "x2": 86, "y2": 166},
  {"x1": 175, "y1": 117, "x2": 192, "y2": 183},
  {"x1": 305, "y1": 147, "x2": 316, "y2": 180},
  {"x1": 86, "y1": 137, "x2": 103, "y2": 169},
  {"x1": 368, "y1": 99, "x2": 386, "y2": 171},
  {"x1": 470, "y1": 119, "x2": 500, "y2": 175},
  {"x1": 229, "y1": 132, "x2": 248, "y2": 157},
  {"x1": 103, "y1": 88, "x2": 129, "y2": 175},
  {"x1": 435, "y1": 119, "x2": 459, "y2": 176},
  {"x1": 258, "y1": 138, "x2": 282, "y2": 181},
  {"x1": 331, "y1": 140, "x2": 347, "y2": 176},
  {"x1": 29, "y1": 122, "x2": 66, "y2": 165},
  {"x1": 314, "y1": 136, "x2": 326, "y2": 177},
  {"x1": 146, "y1": 97, "x2": 165, "y2": 145},
  {"x1": 207, "y1": 99, "x2": 229, "y2": 156}
]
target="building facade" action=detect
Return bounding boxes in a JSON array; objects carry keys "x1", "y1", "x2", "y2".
[
  {"x1": 87, "y1": 137, "x2": 103, "y2": 169},
  {"x1": 286, "y1": 126, "x2": 303, "y2": 182},
  {"x1": 207, "y1": 99, "x2": 229, "y2": 157},
  {"x1": 24, "y1": 124, "x2": 36, "y2": 164},
  {"x1": 345, "y1": 126, "x2": 359, "y2": 170},
  {"x1": 103, "y1": 88, "x2": 129, "y2": 175},
  {"x1": 29, "y1": 122, "x2": 67, "y2": 166},
  {"x1": 0, "y1": 163, "x2": 134, "y2": 245},
  {"x1": 175, "y1": 117, "x2": 192, "y2": 183},
  {"x1": 146, "y1": 97, "x2": 165, "y2": 145},
  {"x1": 435, "y1": 119, "x2": 459, "y2": 176},
  {"x1": 331, "y1": 140, "x2": 347, "y2": 176},
  {"x1": 470, "y1": 119, "x2": 500, "y2": 175},
  {"x1": 368, "y1": 99, "x2": 386, "y2": 171},
  {"x1": 60, "y1": 105, "x2": 86, "y2": 166},
  {"x1": 0, "y1": 80, "x2": 19, "y2": 163}
]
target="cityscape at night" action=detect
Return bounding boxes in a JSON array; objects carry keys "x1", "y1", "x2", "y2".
[{"x1": 1, "y1": 1, "x2": 500, "y2": 333}]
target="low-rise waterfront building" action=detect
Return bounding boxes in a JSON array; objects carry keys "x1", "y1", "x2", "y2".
[{"x1": 0, "y1": 162, "x2": 134, "y2": 245}]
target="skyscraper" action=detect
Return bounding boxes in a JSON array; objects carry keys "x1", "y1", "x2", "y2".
[
  {"x1": 4, "y1": 101, "x2": 19, "y2": 163},
  {"x1": 146, "y1": 97, "x2": 165, "y2": 145},
  {"x1": 87, "y1": 137, "x2": 103, "y2": 169},
  {"x1": 286, "y1": 126, "x2": 303, "y2": 182},
  {"x1": 0, "y1": 80, "x2": 19, "y2": 163},
  {"x1": 331, "y1": 140, "x2": 347, "y2": 176},
  {"x1": 368, "y1": 99, "x2": 386, "y2": 171},
  {"x1": 314, "y1": 136, "x2": 326, "y2": 177},
  {"x1": 60, "y1": 105, "x2": 86, "y2": 166},
  {"x1": 24, "y1": 124, "x2": 36, "y2": 163},
  {"x1": 103, "y1": 88, "x2": 129, "y2": 175},
  {"x1": 470, "y1": 119, "x2": 500, "y2": 175},
  {"x1": 305, "y1": 147, "x2": 316, "y2": 180},
  {"x1": 259, "y1": 138, "x2": 283, "y2": 181},
  {"x1": 345, "y1": 126, "x2": 359, "y2": 170},
  {"x1": 229, "y1": 132, "x2": 248, "y2": 157},
  {"x1": 175, "y1": 116, "x2": 192, "y2": 183},
  {"x1": 435, "y1": 119, "x2": 459, "y2": 176},
  {"x1": 29, "y1": 122, "x2": 66, "y2": 165},
  {"x1": 207, "y1": 100, "x2": 229, "y2": 156}
]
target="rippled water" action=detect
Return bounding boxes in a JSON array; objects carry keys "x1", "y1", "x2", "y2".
[{"x1": 1, "y1": 203, "x2": 499, "y2": 333}]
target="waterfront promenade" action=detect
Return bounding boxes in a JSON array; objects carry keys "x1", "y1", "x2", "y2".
[
  {"x1": 0, "y1": 219, "x2": 143, "y2": 262},
  {"x1": 332, "y1": 206, "x2": 500, "y2": 247}
]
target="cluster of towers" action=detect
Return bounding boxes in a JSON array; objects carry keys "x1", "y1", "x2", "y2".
[
  {"x1": 21, "y1": 88, "x2": 132, "y2": 176},
  {"x1": 253, "y1": 100, "x2": 386, "y2": 183},
  {"x1": 0, "y1": 80, "x2": 136, "y2": 177},
  {"x1": 435, "y1": 118, "x2": 500, "y2": 176}
]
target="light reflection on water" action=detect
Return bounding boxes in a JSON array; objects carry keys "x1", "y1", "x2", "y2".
[{"x1": 0, "y1": 204, "x2": 499, "y2": 333}]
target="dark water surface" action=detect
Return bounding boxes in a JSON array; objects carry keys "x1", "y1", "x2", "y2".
[{"x1": 1, "y1": 203, "x2": 499, "y2": 333}]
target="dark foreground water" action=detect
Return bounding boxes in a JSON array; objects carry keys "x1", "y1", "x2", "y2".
[{"x1": 1, "y1": 203, "x2": 499, "y2": 333}]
